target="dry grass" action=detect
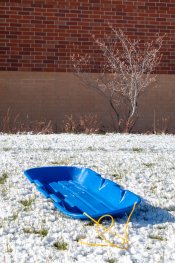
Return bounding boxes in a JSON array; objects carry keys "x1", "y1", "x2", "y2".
[
  {"x1": 23, "y1": 228, "x2": 48, "y2": 237},
  {"x1": 62, "y1": 113, "x2": 104, "y2": 134},
  {"x1": 53, "y1": 240, "x2": 68, "y2": 250},
  {"x1": 0, "y1": 173, "x2": 8, "y2": 185},
  {"x1": 0, "y1": 108, "x2": 54, "y2": 134}
]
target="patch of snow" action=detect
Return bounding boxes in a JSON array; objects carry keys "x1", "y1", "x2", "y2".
[{"x1": 0, "y1": 133, "x2": 174, "y2": 262}]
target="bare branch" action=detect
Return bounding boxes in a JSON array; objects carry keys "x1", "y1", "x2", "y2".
[{"x1": 71, "y1": 26, "x2": 164, "y2": 132}]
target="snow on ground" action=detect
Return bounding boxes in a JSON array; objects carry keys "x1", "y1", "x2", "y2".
[{"x1": 0, "y1": 133, "x2": 175, "y2": 263}]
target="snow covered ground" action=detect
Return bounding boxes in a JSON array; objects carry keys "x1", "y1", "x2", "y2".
[{"x1": 0, "y1": 133, "x2": 175, "y2": 263}]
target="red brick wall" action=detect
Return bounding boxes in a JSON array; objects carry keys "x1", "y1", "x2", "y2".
[{"x1": 0, "y1": 0, "x2": 175, "y2": 73}]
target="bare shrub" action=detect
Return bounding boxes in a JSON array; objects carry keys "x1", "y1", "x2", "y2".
[
  {"x1": 62, "y1": 113, "x2": 103, "y2": 134},
  {"x1": 0, "y1": 108, "x2": 54, "y2": 134},
  {"x1": 27, "y1": 120, "x2": 53, "y2": 134},
  {"x1": 71, "y1": 24, "x2": 164, "y2": 132}
]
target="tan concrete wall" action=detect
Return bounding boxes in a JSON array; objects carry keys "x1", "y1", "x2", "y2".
[
  {"x1": 0, "y1": 71, "x2": 175, "y2": 133},
  {"x1": 135, "y1": 75, "x2": 175, "y2": 133}
]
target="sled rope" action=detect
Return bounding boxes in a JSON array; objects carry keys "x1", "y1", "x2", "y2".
[{"x1": 78, "y1": 202, "x2": 137, "y2": 250}]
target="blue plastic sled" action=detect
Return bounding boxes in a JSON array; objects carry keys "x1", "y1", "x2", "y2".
[{"x1": 24, "y1": 166, "x2": 141, "y2": 220}]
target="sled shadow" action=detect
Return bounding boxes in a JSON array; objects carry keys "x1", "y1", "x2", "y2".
[{"x1": 129, "y1": 198, "x2": 175, "y2": 227}]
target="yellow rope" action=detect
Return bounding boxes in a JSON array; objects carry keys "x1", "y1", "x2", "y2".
[{"x1": 78, "y1": 202, "x2": 137, "y2": 250}]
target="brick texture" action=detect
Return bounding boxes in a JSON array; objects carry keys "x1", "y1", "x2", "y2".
[{"x1": 0, "y1": 0, "x2": 175, "y2": 73}]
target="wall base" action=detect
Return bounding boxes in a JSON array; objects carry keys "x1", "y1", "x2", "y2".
[{"x1": 0, "y1": 71, "x2": 175, "y2": 133}]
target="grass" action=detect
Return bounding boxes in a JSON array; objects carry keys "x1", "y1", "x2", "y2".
[
  {"x1": 143, "y1": 163, "x2": 155, "y2": 168},
  {"x1": 87, "y1": 146, "x2": 106, "y2": 151},
  {"x1": 10, "y1": 212, "x2": 19, "y2": 221},
  {"x1": 23, "y1": 228, "x2": 48, "y2": 237},
  {"x1": 0, "y1": 187, "x2": 8, "y2": 197},
  {"x1": 106, "y1": 259, "x2": 118, "y2": 263},
  {"x1": 53, "y1": 240, "x2": 68, "y2": 250},
  {"x1": 148, "y1": 235, "x2": 165, "y2": 241},
  {"x1": 50, "y1": 160, "x2": 70, "y2": 165},
  {"x1": 6, "y1": 242, "x2": 13, "y2": 253},
  {"x1": 20, "y1": 197, "x2": 35, "y2": 207},
  {"x1": 146, "y1": 246, "x2": 151, "y2": 250},
  {"x1": 112, "y1": 171, "x2": 124, "y2": 180},
  {"x1": 0, "y1": 172, "x2": 8, "y2": 185},
  {"x1": 88, "y1": 146, "x2": 94, "y2": 151},
  {"x1": 156, "y1": 225, "x2": 166, "y2": 230},
  {"x1": 43, "y1": 148, "x2": 51, "y2": 151},
  {"x1": 164, "y1": 205, "x2": 175, "y2": 211},
  {"x1": 132, "y1": 147, "x2": 143, "y2": 153},
  {"x1": 20, "y1": 197, "x2": 35, "y2": 211},
  {"x1": 3, "y1": 147, "x2": 11, "y2": 151},
  {"x1": 84, "y1": 221, "x2": 95, "y2": 226},
  {"x1": 150, "y1": 185, "x2": 157, "y2": 194}
]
